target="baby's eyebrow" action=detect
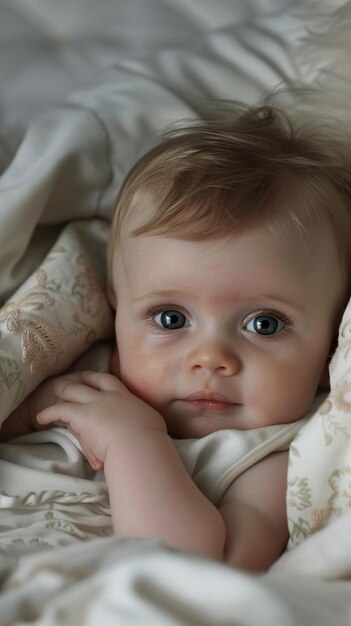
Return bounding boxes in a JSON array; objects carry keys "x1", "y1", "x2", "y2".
[
  {"x1": 133, "y1": 290, "x2": 305, "y2": 315},
  {"x1": 258, "y1": 294, "x2": 307, "y2": 315},
  {"x1": 133, "y1": 289, "x2": 197, "y2": 302}
]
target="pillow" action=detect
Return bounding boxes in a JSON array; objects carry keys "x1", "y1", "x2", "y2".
[{"x1": 0, "y1": 219, "x2": 114, "y2": 425}]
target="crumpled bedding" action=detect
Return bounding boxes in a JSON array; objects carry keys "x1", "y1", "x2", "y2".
[
  {"x1": 287, "y1": 296, "x2": 351, "y2": 548},
  {"x1": 2, "y1": 527, "x2": 351, "y2": 626},
  {"x1": 1, "y1": 0, "x2": 351, "y2": 624}
]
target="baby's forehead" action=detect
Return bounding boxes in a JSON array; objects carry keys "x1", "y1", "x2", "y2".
[{"x1": 115, "y1": 220, "x2": 338, "y2": 287}]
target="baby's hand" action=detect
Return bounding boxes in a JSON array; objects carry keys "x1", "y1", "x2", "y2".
[
  {"x1": 36, "y1": 371, "x2": 166, "y2": 471},
  {"x1": 0, "y1": 371, "x2": 87, "y2": 441}
]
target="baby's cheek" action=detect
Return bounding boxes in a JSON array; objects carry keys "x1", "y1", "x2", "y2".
[
  {"x1": 131, "y1": 334, "x2": 145, "y2": 352},
  {"x1": 121, "y1": 340, "x2": 172, "y2": 404}
]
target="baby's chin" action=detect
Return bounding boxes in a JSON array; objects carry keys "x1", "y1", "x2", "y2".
[{"x1": 163, "y1": 404, "x2": 244, "y2": 439}]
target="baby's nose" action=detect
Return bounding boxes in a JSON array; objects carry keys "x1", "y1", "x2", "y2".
[{"x1": 185, "y1": 341, "x2": 240, "y2": 376}]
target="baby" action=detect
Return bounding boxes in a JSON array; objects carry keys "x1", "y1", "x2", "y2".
[{"x1": 2, "y1": 101, "x2": 351, "y2": 570}]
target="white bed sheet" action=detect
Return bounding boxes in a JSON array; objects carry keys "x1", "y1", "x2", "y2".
[{"x1": 1, "y1": 1, "x2": 351, "y2": 624}]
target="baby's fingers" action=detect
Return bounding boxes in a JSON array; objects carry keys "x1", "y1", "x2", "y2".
[
  {"x1": 36, "y1": 403, "x2": 82, "y2": 433},
  {"x1": 53, "y1": 380, "x2": 97, "y2": 404},
  {"x1": 80, "y1": 370, "x2": 121, "y2": 392}
]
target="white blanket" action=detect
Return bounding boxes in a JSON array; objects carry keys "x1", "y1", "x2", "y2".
[{"x1": 1, "y1": 1, "x2": 351, "y2": 624}]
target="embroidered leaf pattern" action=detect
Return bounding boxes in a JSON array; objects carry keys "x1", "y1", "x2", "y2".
[
  {"x1": 287, "y1": 477, "x2": 312, "y2": 511},
  {"x1": 2, "y1": 309, "x2": 66, "y2": 374},
  {"x1": 327, "y1": 466, "x2": 351, "y2": 515},
  {"x1": 310, "y1": 507, "x2": 331, "y2": 532},
  {"x1": 322, "y1": 413, "x2": 349, "y2": 446},
  {"x1": 0, "y1": 352, "x2": 25, "y2": 406},
  {"x1": 0, "y1": 291, "x2": 54, "y2": 315},
  {"x1": 35, "y1": 269, "x2": 62, "y2": 293},
  {"x1": 288, "y1": 516, "x2": 313, "y2": 544},
  {"x1": 290, "y1": 445, "x2": 300, "y2": 457},
  {"x1": 71, "y1": 253, "x2": 105, "y2": 317},
  {"x1": 64, "y1": 312, "x2": 96, "y2": 345}
]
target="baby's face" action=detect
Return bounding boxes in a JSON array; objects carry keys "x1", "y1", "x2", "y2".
[{"x1": 110, "y1": 221, "x2": 345, "y2": 438}]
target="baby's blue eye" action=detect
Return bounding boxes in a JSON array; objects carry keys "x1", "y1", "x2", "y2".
[
  {"x1": 244, "y1": 314, "x2": 285, "y2": 336},
  {"x1": 154, "y1": 309, "x2": 188, "y2": 330}
]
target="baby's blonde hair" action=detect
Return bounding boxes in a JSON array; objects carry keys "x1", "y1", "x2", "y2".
[{"x1": 107, "y1": 100, "x2": 351, "y2": 293}]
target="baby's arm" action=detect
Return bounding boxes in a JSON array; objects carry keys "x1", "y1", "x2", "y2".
[
  {"x1": 218, "y1": 451, "x2": 290, "y2": 571},
  {"x1": 35, "y1": 370, "x2": 289, "y2": 569},
  {"x1": 37, "y1": 371, "x2": 226, "y2": 560}
]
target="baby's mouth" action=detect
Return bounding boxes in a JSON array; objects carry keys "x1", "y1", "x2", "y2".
[{"x1": 181, "y1": 391, "x2": 235, "y2": 413}]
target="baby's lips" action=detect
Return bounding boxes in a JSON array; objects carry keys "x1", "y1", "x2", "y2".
[{"x1": 184, "y1": 390, "x2": 234, "y2": 403}]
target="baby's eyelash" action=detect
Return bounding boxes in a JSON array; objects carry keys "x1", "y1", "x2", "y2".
[
  {"x1": 145, "y1": 304, "x2": 180, "y2": 318},
  {"x1": 254, "y1": 309, "x2": 293, "y2": 326}
]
